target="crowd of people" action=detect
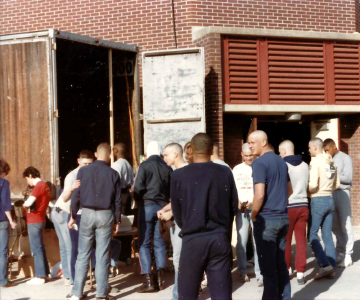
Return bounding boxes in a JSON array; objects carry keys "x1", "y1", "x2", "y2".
[{"x1": 0, "y1": 130, "x2": 355, "y2": 300}]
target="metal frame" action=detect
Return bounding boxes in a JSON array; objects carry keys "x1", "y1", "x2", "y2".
[{"x1": 0, "y1": 29, "x2": 139, "y2": 197}]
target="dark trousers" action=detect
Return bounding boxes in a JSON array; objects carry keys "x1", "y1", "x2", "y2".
[
  {"x1": 254, "y1": 216, "x2": 291, "y2": 300},
  {"x1": 285, "y1": 207, "x2": 309, "y2": 273},
  {"x1": 178, "y1": 233, "x2": 232, "y2": 300}
]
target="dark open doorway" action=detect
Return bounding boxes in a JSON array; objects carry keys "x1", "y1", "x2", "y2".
[{"x1": 257, "y1": 121, "x2": 311, "y2": 164}]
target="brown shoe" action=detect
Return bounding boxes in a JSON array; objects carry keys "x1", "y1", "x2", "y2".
[
  {"x1": 157, "y1": 269, "x2": 165, "y2": 291},
  {"x1": 1, "y1": 282, "x2": 17, "y2": 288}
]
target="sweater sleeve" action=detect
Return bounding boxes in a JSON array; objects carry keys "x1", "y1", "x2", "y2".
[
  {"x1": 308, "y1": 160, "x2": 319, "y2": 194},
  {"x1": 334, "y1": 166, "x2": 341, "y2": 190},
  {"x1": 339, "y1": 155, "x2": 353, "y2": 185},
  {"x1": 170, "y1": 172, "x2": 182, "y2": 229}
]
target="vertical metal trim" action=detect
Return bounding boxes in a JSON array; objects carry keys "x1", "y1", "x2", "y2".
[
  {"x1": 109, "y1": 49, "x2": 114, "y2": 165},
  {"x1": 50, "y1": 33, "x2": 60, "y2": 198},
  {"x1": 133, "y1": 52, "x2": 142, "y2": 167},
  {"x1": 45, "y1": 37, "x2": 55, "y2": 197}
]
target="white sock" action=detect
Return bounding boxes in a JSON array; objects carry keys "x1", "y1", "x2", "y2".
[{"x1": 297, "y1": 272, "x2": 304, "y2": 279}]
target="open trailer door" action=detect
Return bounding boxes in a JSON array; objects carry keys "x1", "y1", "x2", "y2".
[
  {"x1": 142, "y1": 48, "x2": 205, "y2": 151},
  {"x1": 0, "y1": 31, "x2": 55, "y2": 198}
]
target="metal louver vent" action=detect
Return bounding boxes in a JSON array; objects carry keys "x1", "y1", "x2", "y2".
[
  {"x1": 268, "y1": 40, "x2": 325, "y2": 103},
  {"x1": 225, "y1": 39, "x2": 259, "y2": 103},
  {"x1": 334, "y1": 43, "x2": 360, "y2": 102}
]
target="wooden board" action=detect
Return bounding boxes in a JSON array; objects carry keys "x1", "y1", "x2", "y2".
[{"x1": 0, "y1": 41, "x2": 52, "y2": 198}]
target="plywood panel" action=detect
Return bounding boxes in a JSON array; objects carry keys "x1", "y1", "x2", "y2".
[{"x1": 0, "y1": 42, "x2": 52, "y2": 198}]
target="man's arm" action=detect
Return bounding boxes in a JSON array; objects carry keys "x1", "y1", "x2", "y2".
[
  {"x1": 170, "y1": 175, "x2": 182, "y2": 228},
  {"x1": 308, "y1": 160, "x2": 319, "y2": 193},
  {"x1": 230, "y1": 172, "x2": 239, "y2": 217},
  {"x1": 62, "y1": 173, "x2": 80, "y2": 203},
  {"x1": 334, "y1": 167, "x2": 340, "y2": 191},
  {"x1": 134, "y1": 164, "x2": 146, "y2": 201},
  {"x1": 23, "y1": 196, "x2": 36, "y2": 207},
  {"x1": 1, "y1": 181, "x2": 16, "y2": 229},
  {"x1": 288, "y1": 181, "x2": 293, "y2": 198},
  {"x1": 70, "y1": 170, "x2": 83, "y2": 218},
  {"x1": 251, "y1": 183, "x2": 265, "y2": 221},
  {"x1": 339, "y1": 155, "x2": 353, "y2": 185},
  {"x1": 114, "y1": 174, "x2": 122, "y2": 224}
]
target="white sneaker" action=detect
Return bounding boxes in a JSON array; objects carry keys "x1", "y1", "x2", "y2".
[
  {"x1": 26, "y1": 277, "x2": 45, "y2": 284},
  {"x1": 339, "y1": 255, "x2": 353, "y2": 268}
]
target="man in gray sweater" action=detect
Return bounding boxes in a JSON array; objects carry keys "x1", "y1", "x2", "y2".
[
  {"x1": 279, "y1": 140, "x2": 309, "y2": 285},
  {"x1": 323, "y1": 139, "x2": 354, "y2": 268}
]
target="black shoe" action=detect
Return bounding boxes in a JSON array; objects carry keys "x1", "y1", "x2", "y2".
[
  {"x1": 157, "y1": 269, "x2": 165, "y2": 291},
  {"x1": 138, "y1": 274, "x2": 155, "y2": 293},
  {"x1": 297, "y1": 277, "x2": 307, "y2": 285},
  {"x1": 326, "y1": 272, "x2": 336, "y2": 279},
  {"x1": 314, "y1": 265, "x2": 335, "y2": 280}
]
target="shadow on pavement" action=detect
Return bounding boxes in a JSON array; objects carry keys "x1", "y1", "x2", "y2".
[{"x1": 292, "y1": 240, "x2": 360, "y2": 300}]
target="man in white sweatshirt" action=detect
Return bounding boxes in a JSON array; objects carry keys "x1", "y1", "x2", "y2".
[
  {"x1": 232, "y1": 143, "x2": 263, "y2": 286},
  {"x1": 323, "y1": 138, "x2": 354, "y2": 268},
  {"x1": 308, "y1": 138, "x2": 340, "y2": 280},
  {"x1": 279, "y1": 140, "x2": 309, "y2": 285}
]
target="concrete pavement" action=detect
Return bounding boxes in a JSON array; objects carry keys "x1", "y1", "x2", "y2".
[{"x1": 1, "y1": 227, "x2": 360, "y2": 300}]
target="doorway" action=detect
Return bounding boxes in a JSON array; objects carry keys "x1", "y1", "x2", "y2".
[{"x1": 257, "y1": 121, "x2": 311, "y2": 164}]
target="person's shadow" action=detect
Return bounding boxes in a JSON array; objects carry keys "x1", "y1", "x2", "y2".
[{"x1": 292, "y1": 240, "x2": 360, "y2": 300}]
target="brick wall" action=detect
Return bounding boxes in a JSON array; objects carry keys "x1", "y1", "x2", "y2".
[{"x1": 339, "y1": 115, "x2": 360, "y2": 225}]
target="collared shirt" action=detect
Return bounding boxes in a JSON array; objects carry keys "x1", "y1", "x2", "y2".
[
  {"x1": 71, "y1": 160, "x2": 122, "y2": 223},
  {"x1": 111, "y1": 158, "x2": 134, "y2": 189}
]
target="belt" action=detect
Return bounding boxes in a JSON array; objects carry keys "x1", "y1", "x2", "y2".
[
  {"x1": 82, "y1": 206, "x2": 111, "y2": 211},
  {"x1": 55, "y1": 207, "x2": 62, "y2": 213}
]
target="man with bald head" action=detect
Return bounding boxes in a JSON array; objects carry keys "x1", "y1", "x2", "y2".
[
  {"x1": 159, "y1": 142, "x2": 187, "y2": 300},
  {"x1": 69, "y1": 143, "x2": 122, "y2": 300},
  {"x1": 323, "y1": 138, "x2": 354, "y2": 268},
  {"x1": 232, "y1": 143, "x2": 262, "y2": 285},
  {"x1": 279, "y1": 140, "x2": 309, "y2": 285},
  {"x1": 248, "y1": 130, "x2": 291, "y2": 300},
  {"x1": 308, "y1": 138, "x2": 339, "y2": 279},
  {"x1": 171, "y1": 133, "x2": 238, "y2": 300}
]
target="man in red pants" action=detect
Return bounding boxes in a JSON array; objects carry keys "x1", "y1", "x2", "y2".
[{"x1": 279, "y1": 140, "x2": 309, "y2": 285}]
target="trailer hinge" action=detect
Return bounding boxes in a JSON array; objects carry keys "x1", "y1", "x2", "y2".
[
  {"x1": 56, "y1": 177, "x2": 61, "y2": 186},
  {"x1": 51, "y1": 43, "x2": 57, "y2": 51},
  {"x1": 139, "y1": 114, "x2": 144, "y2": 120},
  {"x1": 53, "y1": 110, "x2": 59, "y2": 118}
]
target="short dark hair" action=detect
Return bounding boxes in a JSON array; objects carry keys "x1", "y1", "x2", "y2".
[
  {"x1": 191, "y1": 133, "x2": 213, "y2": 155},
  {"x1": 23, "y1": 166, "x2": 41, "y2": 178},
  {"x1": 0, "y1": 159, "x2": 10, "y2": 176},
  {"x1": 79, "y1": 150, "x2": 95, "y2": 159},
  {"x1": 323, "y1": 138, "x2": 336, "y2": 148},
  {"x1": 165, "y1": 143, "x2": 183, "y2": 155}
]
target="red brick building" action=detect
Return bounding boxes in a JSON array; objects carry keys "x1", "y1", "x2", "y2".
[{"x1": 1, "y1": 0, "x2": 360, "y2": 224}]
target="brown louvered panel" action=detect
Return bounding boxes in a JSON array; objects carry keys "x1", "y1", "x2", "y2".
[
  {"x1": 268, "y1": 40, "x2": 325, "y2": 103},
  {"x1": 224, "y1": 38, "x2": 260, "y2": 103},
  {"x1": 334, "y1": 43, "x2": 360, "y2": 103}
]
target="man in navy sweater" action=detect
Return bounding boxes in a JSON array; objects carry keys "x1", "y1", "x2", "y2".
[
  {"x1": 171, "y1": 133, "x2": 238, "y2": 300},
  {"x1": 69, "y1": 143, "x2": 122, "y2": 300}
]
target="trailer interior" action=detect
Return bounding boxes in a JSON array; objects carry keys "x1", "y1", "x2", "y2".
[{"x1": 56, "y1": 38, "x2": 137, "y2": 187}]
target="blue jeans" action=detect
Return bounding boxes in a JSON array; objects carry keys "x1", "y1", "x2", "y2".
[
  {"x1": 69, "y1": 214, "x2": 96, "y2": 283},
  {"x1": 170, "y1": 221, "x2": 182, "y2": 300},
  {"x1": 138, "y1": 203, "x2": 166, "y2": 274},
  {"x1": 27, "y1": 222, "x2": 50, "y2": 278},
  {"x1": 254, "y1": 216, "x2": 291, "y2": 300},
  {"x1": 236, "y1": 209, "x2": 262, "y2": 279},
  {"x1": 71, "y1": 208, "x2": 113, "y2": 298},
  {"x1": 0, "y1": 221, "x2": 9, "y2": 286},
  {"x1": 310, "y1": 196, "x2": 336, "y2": 268},
  {"x1": 110, "y1": 239, "x2": 121, "y2": 267},
  {"x1": 51, "y1": 209, "x2": 72, "y2": 282}
]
